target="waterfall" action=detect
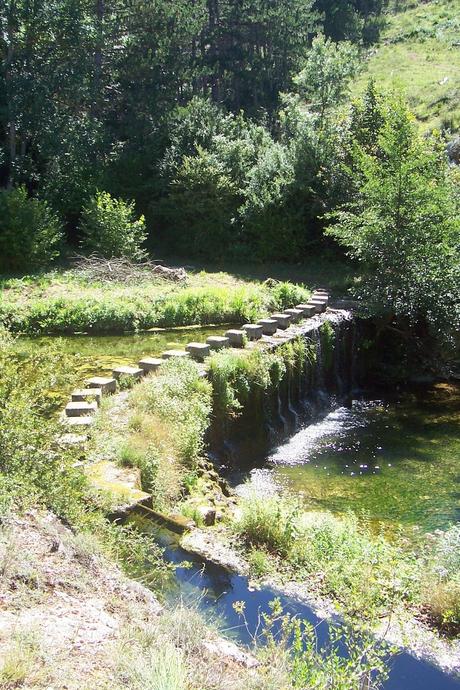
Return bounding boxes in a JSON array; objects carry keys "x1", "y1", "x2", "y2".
[{"x1": 210, "y1": 310, "x2": 356, "y2": 469}]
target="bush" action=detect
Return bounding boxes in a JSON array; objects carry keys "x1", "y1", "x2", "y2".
[
  {"x1": 0, "y1": 187, "x2": 63, "y2": 273},
  {"x1": 80, "y1": 191, "x2": 147, "y2": 260}
]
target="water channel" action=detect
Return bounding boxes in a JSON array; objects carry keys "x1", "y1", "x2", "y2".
[{"x1": 18, "y1": 327, "x2": 460, "y2": 687}]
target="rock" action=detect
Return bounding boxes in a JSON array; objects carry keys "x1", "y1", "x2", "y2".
[
  {"x1": 203, "y1": 638, "x2": 260, "y2": 668},
  {"x1": 71, "y1": 388, "x2": 102, "y2": 405},
  {"x1": 197, "y1": 506, "x2": 216, "y2": 526},
  {"x1": 270, "y1": 313, "x2": 291, "y2": 329},
  {"x1": 447, "y1": 136, "x2": 460, "y2": 164},
  {"x1": 161, "y1": 350, "x2": 190, "y2": 359},
  {"x1": 112, "y1": 366, "x2": 144, "y2": 381},
  {"x1": 64, "y1": 416, "x2": 94, "y2": 428},
  {"x1": 283, "y1": 308, "x2": 303, "y2": 323},
  {"x1": 296, "y1": 304, "x2": 316, "y2": 317}
]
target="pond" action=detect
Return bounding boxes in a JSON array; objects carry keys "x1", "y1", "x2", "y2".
[{"x1": 234, "y1": 385, "x2": 460, "y2": 535}]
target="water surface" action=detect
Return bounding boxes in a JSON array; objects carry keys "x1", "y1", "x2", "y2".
[{"x1": 238, "y1": 385, "x2": 460, "y2": 534}]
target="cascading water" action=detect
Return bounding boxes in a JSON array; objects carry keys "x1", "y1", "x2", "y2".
[{"x1": 210, "y1": 310, "x2": 357, "y2": 469}]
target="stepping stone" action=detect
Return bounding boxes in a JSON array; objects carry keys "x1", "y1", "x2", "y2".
[
  {"x1": 86, "y1": 376, "x2": 117, "y2": 395},
  {"x1": 257, "y1": 318, "x2": 278, "y2": 335},
  {"x1": 296, "y1": 304, "x2": 317, "y2": 317},
  {"x1": 138, "y1": 357, "x2": 163, "y2": 373},
  {"x1": 71, "y1": 388, "x2": 102, "y2": 405},
  {"x1": 270, "y1": 313, "x2": 292, "y2": 329},
  {"x1": 186, "y1": 342, "x2": 211, "y2": 361},
  {"x1": 242, "y1": 324, "x2": 263, "y2": 340},
  {"x1": 65, "y1": 401, "x2": 98, "y2": 417},
  {"x1": 112, "y1": 366, "x2": 144, "y2": 381},
  {"x1": 225, "y1": 329, "x2": 246, "y2": 347},
  {"x1": 284, "y1": 308, "x2": 303, "y2": 323},
  {"x1": 162, "y1": 350, "x2": 190, "y2": 359},
  {"x1": 206, "y1": 335, "x2": 230, "y2": 350},
  {"x1": 309, "y1": 298, "x2": 327, "y2": 313},
  {"x1": 64, "y1": 416, "x2": 94, "y2": 428}
]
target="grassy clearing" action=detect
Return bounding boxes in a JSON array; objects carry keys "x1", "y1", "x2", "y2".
[
  {"x1": 353, "y1": 0, "x2": 460, "y2": 132},
  {"x1": 234, "y1": 494, "x2": 460, "y2": 635},
  {"x1": 0, "y1": 259, "x2": 338, "y2": 334}
]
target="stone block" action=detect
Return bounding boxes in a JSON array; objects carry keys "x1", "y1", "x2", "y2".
[
  {"x1": 86, "y1": 377, "x2": 117, "y2": 394},
  {"x1": 284, "y1": 308, "x2": 303, "y2": 323},
  {"x1": 257, "y1": 318, "x2": 278, "y2": 335},
  {"x1": 270, "y1": 313, "x2": 291, "y2": 329},
  {"x1": 242, "y1": 324, "x2": 263, "y2": 340},
  {"x1": 296, "y1": 304, "x2": 316, "y2": 317},
  {"x1": 309, "y1": 298, "x2": 327, "y2": 313},
  {"x1": 138, "y1": 357, "x2": 163, "y2": 373},
  {"x1": 206, "y1": 335, "x2": 230, "y2": 350},
  {"x1": 112, "y1": 366, "x2": 144, "y2": 381},
  {"x1": 162, "y1": 350, "x2": 190, "y2": 360},
  {"x1": 64, "y1": 416, "x2": 94, "y2": 428},
  {"x1": 186, "y1": 342, "x2": 211, "y2": 361},
  {"x1": 225, "y1": 329, "x2": 246, "y2": 347},
  {"x1": 65, "y1": 401, "x2": 98, "y2": 417},
  {"x1": 71, "y1": 388, "x2": 102, "y2": 405}
]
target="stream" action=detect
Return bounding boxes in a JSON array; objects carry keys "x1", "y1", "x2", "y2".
[{"x1": 132, "y1": 515, "x2": 460, "y2": 690}]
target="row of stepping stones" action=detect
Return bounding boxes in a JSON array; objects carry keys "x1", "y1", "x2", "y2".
[{"x1": 64, "y1": 290, "x2": 329, "y2": 428}]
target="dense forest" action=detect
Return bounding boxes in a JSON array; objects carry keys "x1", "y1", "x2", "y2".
[{"x1": 1, "y1": 0, "x2": 459, "y2": 345}]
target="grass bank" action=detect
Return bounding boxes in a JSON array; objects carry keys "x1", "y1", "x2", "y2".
[
  {"x1": 353, "y1": 0, "x2": 460, "y2": 132},
  {"x1": 0, "y1": 264, "x2": 317, "y2": 335},
  {"x1": 233, "y1": 494, "x2": 460, "y2": 637}
]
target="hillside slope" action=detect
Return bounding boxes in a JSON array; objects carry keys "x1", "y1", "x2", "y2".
[{"x1": 354, "y1": 0, "x2": 460, "y2": 133}]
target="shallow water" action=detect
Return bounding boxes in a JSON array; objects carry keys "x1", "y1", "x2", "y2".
[
  {"x1": 16, "y1": 326, "x2": 227, "y2": 381},
  {"x1": 133, "y1": 516, "x2": 460, "y2": 690},
  {"x1": 236, "y1": 385, "x2": 460, "y2": 534}
]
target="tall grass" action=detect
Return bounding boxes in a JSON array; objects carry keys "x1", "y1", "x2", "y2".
[
  {"x1": 118, "y1": 358, "x2": 212, "y2": 507},
  {"x1": 0, "y1": 276, "x2": 309, "y2": 335},
  {"x1": 235, "y1": 494, "x2": 419, "y2": 619}
]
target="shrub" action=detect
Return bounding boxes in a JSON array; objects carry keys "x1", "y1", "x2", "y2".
[
  {"x1": 0, "y1": 187, "x2": 63, "y2": 273},
  {"x1": 209, "y1": 348, "x2": 286, "y2": 417},
  {"x1": 80, "y1": 191, "x2": 147, "y2": 260}
]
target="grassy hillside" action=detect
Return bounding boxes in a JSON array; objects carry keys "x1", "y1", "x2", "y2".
[{"x1": 354, "y1": 0, "x2": 460, "y2": 133}]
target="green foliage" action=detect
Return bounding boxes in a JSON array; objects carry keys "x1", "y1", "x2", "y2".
[
  {"x1": 235, "y1": 494, "x2": 419, "y2": 618},
  {"x1": 422, "y1": 525, "x2": 460, "y2": 634},
  {"x1": 0, "y1": 329, "x2": 88, "y2": 522},
  {"x1": 315, "y1": 0, "x2": 388, "y2": 44},
  {"x1": 121, "y1": 358, "x2": 212, "y2": 503},
  {"x1": 80, "y1": 192, "x2": 147, "y2": 260},
  {"x1": 0, "y1": 275, "x2": 307, "y2": 335},
  {"x1": 0, "y1": 187, "x2": 63, "y2": 272},
  {"x1": 259, "y1": 599, "x2": 391, "y2": 690},
  {"x1": 293, "y1": 35, "x2": 360, "y2": 125},
  {"x1": 235, "y1": 494, "x2": 301, "y2": 557},
  {"x1": 328, "y1": 93, "x2": 460, "y2": 343},
  {"x1": 209, "y1": 348, "x2": 286, "y2": 417}
]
